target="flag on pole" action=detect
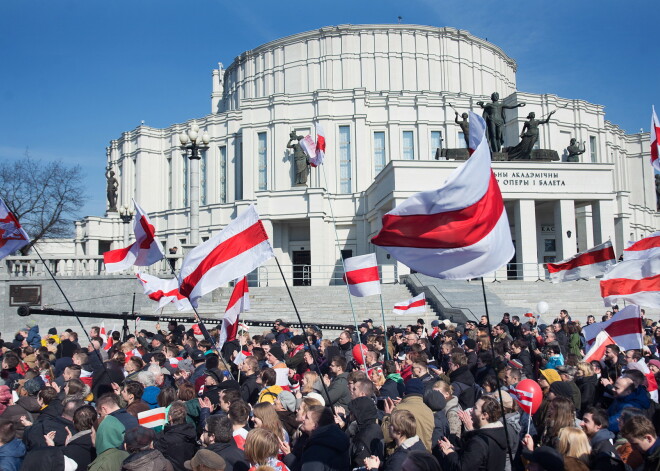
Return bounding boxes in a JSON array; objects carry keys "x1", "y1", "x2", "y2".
[
  {"x1": 582, "y1": 305, "x2": 644, "y2": 351},
  {"x1": 371, "y1": 112, "x2": 514, "y2": 279},
  {"x1": 546, "y1": 241, "x2": 616, "y2": 283},
  {"x1": 393, "y1": 292, "x2": 426, "y2": 315},
  {"x1": 0, "y1": 198, "x2": 30, "y2": 260},
  {"x1": 136, "y1": 273, "x2": 193, "y2": 311},
  {"x1": 651, "y1": 106, "x2": 660, "y2": 172},
  {"x1": 219, "y1": 277, "x2": 250, "y2": 348},
  {"x1": 583, "y1": 330, "x2": 617, "y2": 363},
  {"x1": 600, "y1": 254, "x2": 660, "y2": 307},
  {"x1": 178, "y1": 205, "x2": 274, "y2": 307},
  {"x1": 301, "y1": 123, "x2": 326, "y2": 167},
  {"x1": 103, "y1": 200, "x2": 165, "y2": 273},
  {"x1": 509, "y1": 385, "x2": 535, "y2": 415},
  {"x1": 623, "y1": 231, "x2": 660, "y2": 261},
  {"x1": 344, "y1": 254, "x2": 381, "y2": 297}
]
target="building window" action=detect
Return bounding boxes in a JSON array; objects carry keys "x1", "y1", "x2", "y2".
[
  {"x1": 589, "y1": 136, "x2": 597, "y2": 162},
  {"x1": 457, "y1": 132, "x2": 467, "y2": 149},
  {"x1": 219, "y1": 145, "x2": 227, "y2": 203},
  {"x1": 258, "y1": 132, "x2": 267, "y2": 190},
  {"x1": 182, "y1": 156, "x2": 188, "y2": 207},
  {"x1": 402, "y1": 131, "x2": 414, "y2": 160},
  {"x1": 167, "y1": 158, "x2": 172, "y2": 209},
  {"x1": 431, "y1": 131, "x2": 443, "y2": 158},
  {"x1": 374, "y1": 131, "x2": 386, "y2": 174},
  {"x1": 235, "y1": 135, "x2": 243, "y2": 201},
  {"x1": 200, "y1": 151, "x2": 207, "y2": 205},
  {"x1": 339, "y1": 126, "x2": 351, "y2": 193}
]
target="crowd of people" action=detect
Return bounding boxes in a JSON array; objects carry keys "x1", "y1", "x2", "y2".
[{"x1": 0, "y1": 309, "x2": 658, "y2": 471}]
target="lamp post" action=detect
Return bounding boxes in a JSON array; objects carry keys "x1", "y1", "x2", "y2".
[
  {"x1": 179, "y1": 121, "x2": 210, "y2": 246},
  {"x1": 118, "y1": 204, "x2": 135, "y2": 246}
]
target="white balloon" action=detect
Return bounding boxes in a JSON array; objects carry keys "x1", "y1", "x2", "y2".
[{"x1": 536, "y1": 301, "x2": 549, "y2": 314}]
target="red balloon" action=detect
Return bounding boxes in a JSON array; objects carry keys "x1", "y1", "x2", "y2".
[
  {"x1": 511, "y1": 379, "x2": 543, "y2": 414},
  {"x1": 352, "y1": 344, "x2": 368, "y2": 365}
]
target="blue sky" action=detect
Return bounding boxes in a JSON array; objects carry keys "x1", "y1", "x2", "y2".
[{"x1": 1, "y1": 0, "x2": 658, "y2": 221}]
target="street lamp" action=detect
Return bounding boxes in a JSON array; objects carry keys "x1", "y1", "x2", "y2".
[
  {"x1": 118, "y1": 204, "x2": 135, "y2": 246},
  {"x1": 179, "y1": 121, "x2": 210, "y2": 246}
]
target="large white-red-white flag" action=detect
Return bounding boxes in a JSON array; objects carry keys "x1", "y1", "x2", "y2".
[
  {"x1": 651, "y1": 106, "x2": 660, "y2": 172},
  {"x1": 547, "y1": 241, "x2": 616, "y2": 283},
  {"x1": 178, "y1": 205, "x2": 273, "y2": 307},
  {"x1": 600, "y1": 254, "x2": 660, "y2": 307},
  {"x1": 582, "y1": 304, "x2": 644, "y2": 351},
  {"x1": 0, "y1": 198, "x2": 30, "y2": 260},
  {"x1": 219, "y1": 277, "x2": 250, "y2": 348},
  {"x1": 583, "y1": 330, "x2": 617, "y2": 363},
  {"x1": 103, "y1": 201, "x2": 164, "y2": 273},
  {"x1": 301, "y1": 123, "x2": 326, "y2": 167},
  {"x1": 371, "y1": 112, "x2": 514, "y2": 279},
  {"x1": 393, "y1": 292, "x2": 426, "y2": 315},
  {"x1": 624, "y1": 231, "x2": 660, "y2": 261},
  {"x1": 344, "y1": 254, "x2": 381, "y2": 297},
  {"x1": 136, "y1": 272, "x2": 193, "y2": 311}
]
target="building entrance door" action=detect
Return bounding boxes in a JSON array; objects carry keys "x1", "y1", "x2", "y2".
[{"x1": 292, "y1": 250, "x2": 311, "y2": 286}]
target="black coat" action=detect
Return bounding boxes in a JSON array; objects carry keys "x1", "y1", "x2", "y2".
[
  {"x1": 379, "y1": 379, "x2": 404, "y2": 400},
  {"x1": 576, "y1": 374, "x2": 598, "y2": 414},
  {"x1": 347, "y1": 397, "x2": 384, "y2": 468},
  {"x1": 448, "y1": 366, "x2": 476, "y2": 409},
  {"x1": 440, "y1": 425, "x2": 508, "y2": 471},
  {"x1": 23, "y1": 402, "x2": 74, "y2": 451},
  {"x1": 423, "y1": 389, "x2": 450, "y2": 455},
  {"x1": 155, "y1": 423, "x2": 199, "y2": 471},
  {"x1": 63, "y1": 430, "x2": 96, "y2": 470},
  {"x1": 207, "y1": 441, "x2": 250, "y2": 471},
  {"x1": 300, "y1": 424, "x2": 350, "y2": 471},
  {"x1": 512, "y1": 350, "x2": 534, "y2": 380},
  {"x1": 382, "y1": 440, "x2": 426, "y2": 471},
  {"x1": 239, "y1": 373, "x2": 260, "y2": 405}
]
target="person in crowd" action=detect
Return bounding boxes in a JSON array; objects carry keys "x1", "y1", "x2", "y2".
[
  {"x1": 0, "y1": 420, "x2": 25, "y2": 471},
  {"x1": 202, "y1": 416, "x2": 249, "y2": 471},
  {"x1": 122, "y1": 425, "x2": 174, "y2": 471},
  {"x1": 364, "y1": 410, "x2": 424, "y2": 471},
  {"x1": 155, "y1": 400, "x2": 199, "y2": 471},
  {"x1": 620, "y1": 415, "x2": 660, "y2": 471}
]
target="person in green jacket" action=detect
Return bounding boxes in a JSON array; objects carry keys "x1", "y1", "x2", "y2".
[{"x1": 88, "y1": 415, "x2": 129, "y2": 471}]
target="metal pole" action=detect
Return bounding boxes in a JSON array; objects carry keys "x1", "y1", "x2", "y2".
[
  {"x1": 189, "y1": 156, "x2": 200, "y2": 246},
  {"x1": 379, "y1": 293, "x2": 390, "y2": 361}
]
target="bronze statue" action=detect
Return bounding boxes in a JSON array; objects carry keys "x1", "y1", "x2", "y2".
[
  {"x1": 506, "y1": 111, "x2": 556, "y2": 160},
  {"x1": 476, "y1": 92, "x2": 526, "y2": 153},
  {"x1": 454, "y1": 112, "x2": 470, "y2": 148},
  {"x1": 566, "y1": 138, "x2": 586, "y2": 162},
  {"x1": 106, "y1": 168, "x2": 118, "y2": 211},
  {"x1": 287, "y1": 131, "x2": 309, "y2": 185}
]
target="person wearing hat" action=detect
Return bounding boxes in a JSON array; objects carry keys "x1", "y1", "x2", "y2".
[
  {"x1": 285, "y1": 336, "x2": 306, "y2": 373},
  {"x1": 555, "y1": 365, "x2": 582, "y2": 412},
  {"x1": 121, "y1": 426, "x2": 173, "y2": 471},
  {"x1": 88, "y1": 414, "x2": 129, "y2": 471},
  {"x1": 273, "y1": 391, "x2": 299, "y2": 437},
  {"x1": 2, "y1": 377, "x2": 43, "y2": 439},
  {"x1": 185, "y1": 449, "x2": 227, "y2": 471},
  {"x1": 521, "y1": 445, "x2": 565, "y2": 471},
  {"x1": 189, "y1": 350, "x2": 208, "y2": 386},
  {"x1": 201, "y1": 416, "x2": 248, "y2": 471}
]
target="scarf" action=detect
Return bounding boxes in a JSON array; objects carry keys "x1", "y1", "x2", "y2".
[{"x1": 386, "y1": 373, "x2": 403, "y2": 384}]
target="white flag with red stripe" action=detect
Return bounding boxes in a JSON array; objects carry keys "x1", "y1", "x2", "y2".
[
  {"x1": 624, "y1": 231, "x2": 660, "y2": 261},
  {"x1": 0, "y1": 198, "x2": 30, "y2": 260},
  {"x1": 583, "y1": 330, "x2": 617, "y2": 363},
  {"x1": 547, "y1": 241, "x2": 616, "y2": 283},
  {"x1": 344, "y1": 254, "x2": 381, "y2": 297},
  {"x1": 651, "y1": 106, "x2": 660, "y2": 172},
  {"x1": 510, "y1": 385, "x2": 535, "y2": 415},
  {"x1": 136, "y1": 272, "x2": 193, "y2": 311},
  {"x1": 178, "y1": 205, "x2": 273, "y2": 307},
  {"x1": 600, "y1": 254, "x2": 660, "y2": 307},
  {"x1": 582, "y1": 305, "x2": 644, "y2": 351},
  {"x1": 138, "y1": 407, "x2": 166, "y2": 431},
  {"x1": 300, "y1": 123, "x2": 326, "y2": 167},
  {"x1": 219, "y1": 277, "x2": 250, "y2": 348},
  {"x1": 393, "y1": 292, "x2": 426, "y2": 315},
  {"x1": 372, "y1": 112, "x2": 514, "y2": 279},
  {"x1": 103, "y1": 200, "x2": 164, "y2": 273}
]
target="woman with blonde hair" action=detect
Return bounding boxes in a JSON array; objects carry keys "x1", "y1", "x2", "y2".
[
  {"x1": 575, "y1": 361, "x2": 597, "y2": 414},
  {"x1": 556, "y1": 427, "x2": 591, "y2": 464},
  {"x1": 244, "y1": 428, "x2": 290, "y2": 471},
  {"x1": 432, "y1": 380, "x2": 462, "y2": 440},
  {"x1": 300, "y1": 371, "x2": 319, "y2": 395},
  {"x1": 252, "y1": 402, "x2": 289, "y2": 446}
]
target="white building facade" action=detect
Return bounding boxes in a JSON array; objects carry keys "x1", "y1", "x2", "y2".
[{"x1": 75, "y1": 24, "x2": 658, "y2": 284}]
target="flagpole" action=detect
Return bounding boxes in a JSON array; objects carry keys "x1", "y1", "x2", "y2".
[
  {"x1": 319, "y1": 165, "x2": 368, "y2": 367},
  {"x1": 378, "y1": 293, "x2": 390, "y2": 361},
  {"x1": 527, "y1": 389, "x2": 533, "y2": 435},
  {"x1": 480, "y1": 277, "x2": 514, "y2": 466},
  {"x1": 274, "y1": 257, "x2": 337, "y2": 408}
]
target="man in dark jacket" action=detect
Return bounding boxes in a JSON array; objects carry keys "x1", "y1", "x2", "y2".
[
  {"x1": 23, "y1": 387, "x2": 74, "y2": 451},
  {"x1": 318, "y1": 356, "x2": 351, "y2": 408},
  {"x1": 438, "y1": 396, "x2": 507, "y2": 471},
  {"x1": 96, "y1": 393, "x2": 139, "y2": 432},
  {"x1": 620, "y1": 415, "x2": 660, "y2": 471},
  {"x1": 63, "y1": 405, "x2": 97, "y2": 471},
  {"x1": 347, "y1": 396, "x2": 384, "y2": 468},
  {"x1": 298, "y1": 405, "x2": 350, "y2": 471},
  {"x1": 580, "y1": 407, "x2": 627, "y2": 471},
  {"x1": 122, "y1": 425, "x2": 173, "y2": 471},
  {"x1": 238, "y1": 356, "x2": 260, "y2": 405},
  {"x1": 510, "y1": 339, "x2": 534, "y2": 379},
  {"x1": 202, "y1": 416, "x2": 249, "y2": 471},
  {"x1": 447, "y1": 352, "x2": 477, "y2": 409},
  {"x1": 364, "y1": 409, "x2": 425, "y2": 471},
  {"x1": 155, "y1": 400, "x2": 199, "y2": 471}
]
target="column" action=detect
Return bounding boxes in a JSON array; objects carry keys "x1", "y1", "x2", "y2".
[
  {"x1": 592, "y1": 199, "x2": 616, "y2": 248},
  {"x1": 554, "y1": 200, "x2": 577, "y2": 261},
  {"x1": 514, "y1": 200, "x2": 538, "y2": 280},
  {"x1": 575, "y1": 205, "x2": 594, "y2": 253},
  {"x1": 310, "y1": 216, "x2": 329, "y2": 286}
]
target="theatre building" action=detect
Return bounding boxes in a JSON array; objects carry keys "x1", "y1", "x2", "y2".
[{"x1": 75, "y1": 24, "x2": 658, "y2": 284}]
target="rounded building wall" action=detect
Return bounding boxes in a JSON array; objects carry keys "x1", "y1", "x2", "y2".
[{"x1": 219, "y1": 24, "x2": 517, "y2": 112}]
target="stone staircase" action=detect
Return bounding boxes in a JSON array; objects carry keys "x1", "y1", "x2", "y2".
[{"x1": 405, "y1": 274, "x2": 660, "y2": 325}]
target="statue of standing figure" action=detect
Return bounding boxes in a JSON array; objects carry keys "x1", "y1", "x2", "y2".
[
  {"x1": 106, "y1": 168, "x2": 118, "y2": 211},
  {"x1": 566, "y1": 138, "x2": 586, "y2": 162},
  {"x1": 506, "y1": 111, "x2": 556, "y2": 160},
  {"x1": 287, "y1": 131, "x2": 309, "y2": 185},
  {"x1": 454, "y1": 112, "x2": 470, "y2": 148},
  {"x1": 476, "y1": 92, "x2": 526, "y2": 153}
]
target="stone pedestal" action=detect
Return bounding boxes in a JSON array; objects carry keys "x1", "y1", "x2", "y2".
[{"x1": 440, "y1": 149, "x2": 470, "y2": 160}]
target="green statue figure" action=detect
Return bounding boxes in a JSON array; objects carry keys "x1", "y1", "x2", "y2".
[
  {"x1": 566, "y1": 138, "x2": 586, "y2": 162},
  {"x1": 455, "y1": 111, "x2": 470, "y2": 148},
  {"x1": 287, "y1": 131, "x2": 309, "y2": 185},
  {"x1": 506, "y1": 110, "x2": 556, "y2": 160},
  {"x1": 476, "y1": 92, "x2": 526, "y2": 153}
]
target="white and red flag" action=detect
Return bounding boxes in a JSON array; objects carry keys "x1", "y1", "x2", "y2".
[
  {"x1": 301, "y1": 123, "x2": 326, "y2": 167},
  {"x1": 103, "y1": 200, "x2": 164, "y2": 273},
  {"x1": 623, "y1": 231, "x2": 660, "y2": 261},
  {"x1": 509, "y1": 385, "x2": 535, "y2": 415},
  {"x1": 600, "y1": 254, "x2": 660, "y2": 307},
  {"x1": 0, "y1": 198, "x2": 30, "y2": 260},
  {"x1": 583, "y1": 330, "x2": 617, "y2": 363},
  {"x1": 393, "y1": 292, "x2": 426, "y2": 315},
  {"x1": 546, "y1": 241, "x2": 616, "y2": 283},
  {"x1": 219, "y1": 277, "x2": 250, "y2": 348},
  {"x1": 136, "y1": 272, "x2": 192, "y2": 311},
  {"x1": 178, "y1": 205, "x2": 273, "y2": 307},
  {"x1": 651, "y1": 106, "x2": 660, "y2": 172},
  {"x1": 371, "y1": 112, "x2": 514, "y2": 279},
  {"x1": 582, "y1": 305, "x2": 644, "y2": 351},
  {"x1": 344, "y1": 254, "x2": 381, "y2": 297}
]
